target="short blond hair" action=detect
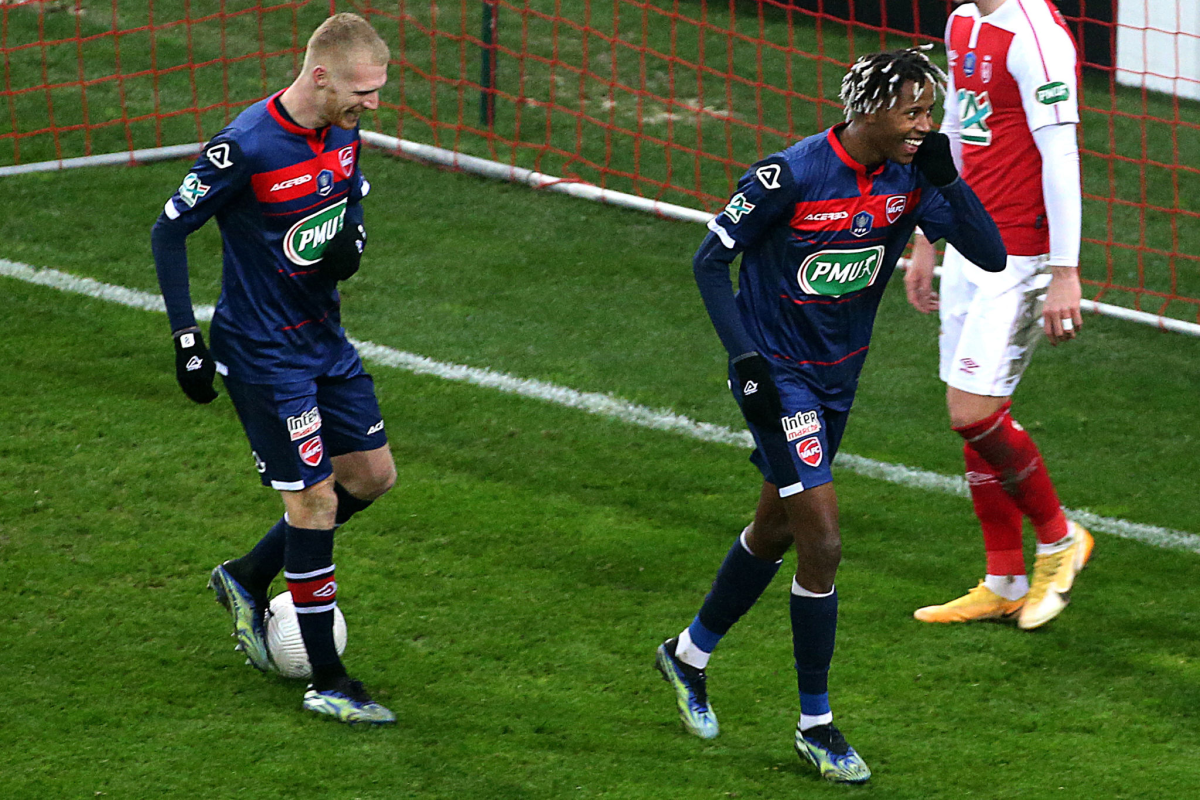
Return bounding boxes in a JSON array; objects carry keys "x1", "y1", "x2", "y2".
[{"x1": 303, "y1": 13, "x2": 389, "y2": 74}]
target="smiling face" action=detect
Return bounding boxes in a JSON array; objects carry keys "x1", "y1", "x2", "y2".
[
  {"x1": 867, "y1": 79, "x2": 937, "y2": 165},
  {"x1": 316, "y1": 57, "x2": 387, "y2": 130}
]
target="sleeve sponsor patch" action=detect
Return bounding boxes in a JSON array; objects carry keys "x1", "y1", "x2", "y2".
[
  {"x1": 177, "y1": 173, "x2": 210, "y2": 207},
  {"x1": 1035, "y1": 81, "x2": 1070, "y2": 105},
  {"x1": 722, "y1": 192, "x2": 755, "y2": 223}
]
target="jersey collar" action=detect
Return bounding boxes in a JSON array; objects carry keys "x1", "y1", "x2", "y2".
[
  {"x1": 267, "y1": 90, "x2": 330, "y2": 152},
  {"x1": 827, "y1": 123, "x2": 886, "y2": 195}
]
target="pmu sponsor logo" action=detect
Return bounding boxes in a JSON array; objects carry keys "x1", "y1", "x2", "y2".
[
  {"x1": 298, "y1": 435, "x2": 324, "y2": 467},
  {"x1": 804, "y1": 211, "x2": 849, "y2": 222},
  {"x1": 287, "y1": 406, "x2": 322, "y2": 441},
  {"x1": 1035, "y1": 81, "x2": 1070, "y2": 105},
  {"x1": 270, "y1": 174, "x2": 312, "y2": 193},
  {"x1": 284, "y1": 199, "x2": 347, "y2": 265},
  {"x1": 796, "y1": 245, "x2": 884, "y2": 296},
  {"x1": 796, "y1": 437, "x2": 823, "y2": 468},
  {"x1": 782, "y1": 410, "x2": 821, "y2": 442},
  {"x1": 885, "y1": 195, "x2": 907, "y2": 224}
]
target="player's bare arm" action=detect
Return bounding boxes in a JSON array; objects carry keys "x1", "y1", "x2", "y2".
[{"x1": 905, "y1": 232, "x2": 940, "y2": 314}]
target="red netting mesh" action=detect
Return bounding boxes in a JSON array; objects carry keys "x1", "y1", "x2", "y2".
[{"x1": 2, "y1": 0, "x2": 1197, "y2": 321}]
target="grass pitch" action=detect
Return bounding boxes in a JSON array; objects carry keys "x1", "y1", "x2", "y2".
[{"x1": 1, "y1": 152, "x2": 1200, "y2": 798}]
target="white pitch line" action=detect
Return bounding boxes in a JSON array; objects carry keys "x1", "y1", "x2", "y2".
[{"x1": 3, "y1": 258, "x2": 1197, "y2": 554}]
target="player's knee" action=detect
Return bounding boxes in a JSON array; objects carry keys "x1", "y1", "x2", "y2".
[
  {"x1": 363, "y1": 463, "x2": 397, "y2": 500},
  {"x1": 288, "y1": 480, "x2": 338, "y2": 528}
]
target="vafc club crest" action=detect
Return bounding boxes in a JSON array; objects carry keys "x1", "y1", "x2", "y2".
[
  {"x1": 885, "y1": 195, "x2": 907, "y2": 224},
  {"x1": 963, "y1": 51, "x2": 977, "y2": 78},
  {"x1": 298, "y1": 436, "x2": 324, "y2": 467},
  {"x1": 338, "y1": 145, "x2": 355, "y2": 177},
  {"x1": 850, "y1": 210, "x2": 873, "y2": 238},
  {"x1": 316, "y1": 169, "x2": 334, "y2": 197},
  {"x1": 796, "y1": 437, "x2": 823, "y2": 468}
]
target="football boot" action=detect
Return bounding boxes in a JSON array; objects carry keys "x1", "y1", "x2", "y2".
[
  {"x1": 1019, "y1": 522, "x2": 1094, "y2": 630},
  {"x1": 655, "y1": 637, "x2": 719, "y2": 739}
]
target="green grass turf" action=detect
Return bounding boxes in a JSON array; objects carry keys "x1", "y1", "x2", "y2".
[{"x1": 2, "y1": 154, "x2": 1200, "y2": 797}]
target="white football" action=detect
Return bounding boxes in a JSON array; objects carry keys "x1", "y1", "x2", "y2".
[{"x1": 265, "y1": 591, "x2": 347, "y2": 679}]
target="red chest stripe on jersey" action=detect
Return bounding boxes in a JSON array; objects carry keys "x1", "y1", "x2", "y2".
[
  {"x1": 251, "y1": 144, "x2": 358, "y2": 204},
  {"x1": 789, "y1": 190, "x2": 921, "y2": 233},
  {"x1": 775, "y1": 345, "x2": 870, "y2": 367}
]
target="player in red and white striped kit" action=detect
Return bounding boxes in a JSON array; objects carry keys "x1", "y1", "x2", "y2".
[{"x1": 905, "y1": 0, "x2": 1093, "y2": 630}]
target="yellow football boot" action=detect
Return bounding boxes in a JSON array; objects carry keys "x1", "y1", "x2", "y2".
[
  {"x1": 913, "y1": 581, "x2": 1024, "y2": 623},
  {"x1": 1018, "y1": 522, "x2": 1094, "y2": 630}
]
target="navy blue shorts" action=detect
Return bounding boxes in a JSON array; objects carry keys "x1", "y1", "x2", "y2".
[
  {"x1": 222, "y1": 342, "x2": 388, "y2": 491},
  {"x1": 730, "y1": 363, "x2": 851, "y2": 497}
]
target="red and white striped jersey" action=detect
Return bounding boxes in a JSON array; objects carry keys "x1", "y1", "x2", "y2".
[{"x1": 943, "y1": 0, "x2": 1080, "y2": 256}]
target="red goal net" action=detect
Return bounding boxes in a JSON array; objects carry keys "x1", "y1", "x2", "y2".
[{"x1": 2, "y1": 0, "x2": 1196, "y2": 322}]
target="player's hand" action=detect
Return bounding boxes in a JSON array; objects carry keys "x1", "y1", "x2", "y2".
[
  {"x1": 173, "y1": 327, "x2": 218, "y2": 404},
  {"x1": 731, "y1": 352, "x2": 784, "y2": 429},
  {"x1": 318, "y1": 221, "x2": 366, "y2": 281},
  {"x1": 904, "y1": 234, "x2": 940, "y2": 314},
  {"x1": 1042, "y1": 266, "x2": 1083, "y2": 346},
  {"x1": 913, "y1": 132, "x2": 958, "y2": 187}
]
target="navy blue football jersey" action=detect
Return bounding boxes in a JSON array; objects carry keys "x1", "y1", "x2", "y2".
[
  {"x1": 159, "y1": 91, "x2": 369, "y2": 383},
  {"x1": 704, "y1": 124, "x2": 1001, "y2": 408}
]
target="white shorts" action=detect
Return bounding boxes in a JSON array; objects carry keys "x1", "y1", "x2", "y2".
[{"x1": 938, "y1": 244, "x2": 1050, "y2": 397}]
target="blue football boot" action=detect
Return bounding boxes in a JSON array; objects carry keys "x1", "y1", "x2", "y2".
[
  {"x1": 303, "y1": 677, "x2": 396, "y2": 726},
  {"x1": 794, "y1": 722, "x2": 871, "y2": 784},
  {"x1": 655, "y1": 637, "x2": 719, "y2": 739},
  {"x1": 208, "y1": 562, "x2": 271, "y2": 672}
]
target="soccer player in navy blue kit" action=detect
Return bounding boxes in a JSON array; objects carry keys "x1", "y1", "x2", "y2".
[
  {"x1": 654, "y1": 47, "x2": 1007, "y2": 782},
  {"x1": 151, "y1": 14, "x2": 396, "y2": 725}
]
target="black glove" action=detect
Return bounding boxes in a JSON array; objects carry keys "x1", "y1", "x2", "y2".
[
  {"x1": 731, "y1": 352, "x2": 783, "y2": 429},
  {"x1": 173, "y1": 327, "x2": 218, "y2": 404},
  {"x1": 913, "y1": 131, "x2": 958, "y2": 187},
  {"x1": 318, "y1": 221, "x2": 366, "y2": 281}
]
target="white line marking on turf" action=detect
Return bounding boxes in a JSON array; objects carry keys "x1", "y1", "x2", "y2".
[{"x1": 4, "y1": 257, "x2": 1197, "y2": 554}]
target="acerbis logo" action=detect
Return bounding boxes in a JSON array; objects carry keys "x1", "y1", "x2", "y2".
[
  {"x1": 367, "y1": 420, "x2": 384, "y2": 436},
  {"x1": 755, "y1": 164, "x2": 782, "y2": 190},
  {"x1": 796, "y1": 246, "x2": 884, "y2": 297},
  {"x1": 313, "y1": 580, "x2": 338, "y2": 598},
  {"x1": 270, "y1": 174, "x2": 312, "y2": 192},
  {"x1": 283, "y1": 200, "x2": 348, "y2": 266},
  {"x1": 206, "y1": 143, "x2": 234, "y2": 169},
  {"x1": 803, "y1": 211, "x2": 849, "y2": 222}
]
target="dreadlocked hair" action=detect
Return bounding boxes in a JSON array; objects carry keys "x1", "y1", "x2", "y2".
[{"x1": 839, "y1": 44, "x2": 948, "y2": 121}]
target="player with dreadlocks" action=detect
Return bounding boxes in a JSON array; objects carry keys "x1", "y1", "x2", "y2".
[{"x1": 653, "y1": 46, "x2": 1005, "y2": 784}]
